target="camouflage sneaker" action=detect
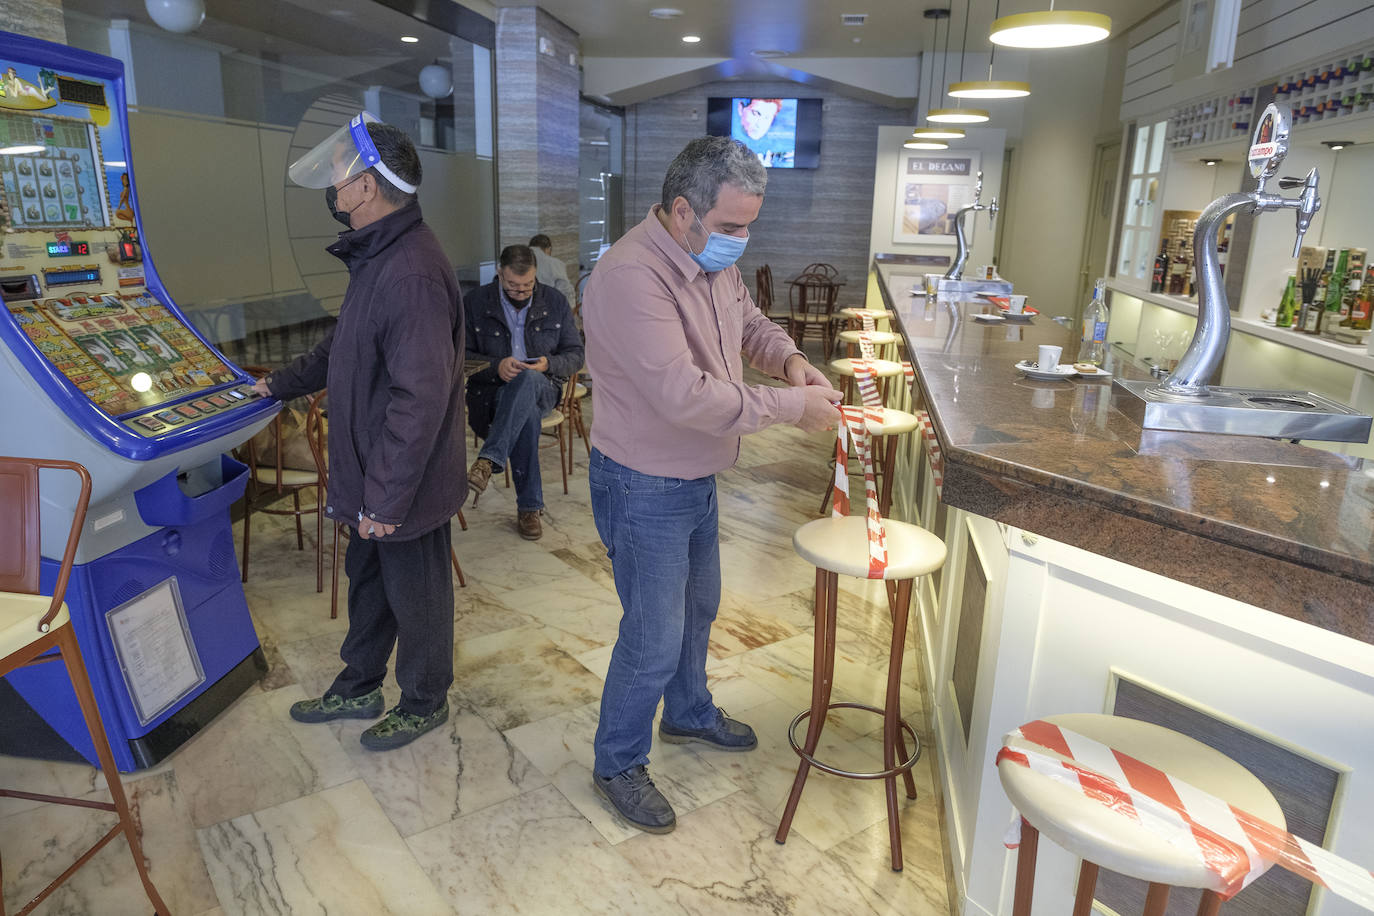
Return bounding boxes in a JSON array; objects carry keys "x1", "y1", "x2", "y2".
[
  {"x1": 289, "y1": 687, "x2": 385, "y2": 724},
  {"x1": 360, "y1": 701, "x2": 450, "y2": 751}
]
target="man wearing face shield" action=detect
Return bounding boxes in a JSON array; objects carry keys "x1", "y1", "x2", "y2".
[
  {"x1": 251, "y1": 113, "x2": 465, "y2": 751},
  {"x1": 464, "y1": 244, "x2": 583, "y2": 540},
  {"x1": 580, "y1": 136, "x2": 841, "y2": 833}
]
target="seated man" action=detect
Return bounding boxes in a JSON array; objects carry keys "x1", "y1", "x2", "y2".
[
  {"x1": 528, "y1": 232, "x2": 575, "y2": 301},
  {"x1": 466, "y1": 244, "x2": 583, "y2": 540}
]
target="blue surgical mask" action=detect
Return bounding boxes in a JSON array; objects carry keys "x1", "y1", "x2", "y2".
[{"x1": 688, "y1": 213, "x2": 748, "y2": 273}]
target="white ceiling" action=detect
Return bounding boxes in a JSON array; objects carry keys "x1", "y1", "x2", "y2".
[{"x1": 485, "y1": 0, "x2": 1162, "y2": 59}]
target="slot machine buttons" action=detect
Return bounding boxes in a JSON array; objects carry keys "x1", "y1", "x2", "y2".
[
  {"x1": 154, "y1": 410, "x2": 185, "y2": 425},
  {"x1": 174, "y1": 404, "x2": 200, "y2": 419}
]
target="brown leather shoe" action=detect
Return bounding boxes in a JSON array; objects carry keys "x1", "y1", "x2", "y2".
[
  {"x1": 467, "y1": 458, "x2": 494, "y2": 496},
  {"x1": 518, "y1": 510, "x2": 543, "y2": 540}
]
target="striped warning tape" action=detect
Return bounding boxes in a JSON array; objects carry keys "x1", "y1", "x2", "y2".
[{"x1": 996, "y1": 719, "x2": 1374, "y2": 908}]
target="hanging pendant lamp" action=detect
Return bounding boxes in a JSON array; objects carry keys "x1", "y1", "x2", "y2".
[
  {"x1": 904, "y1": 138, "x2": 949, "y2": 149},
  {"x1": 949, "y1": 0, "x2": 1030, "y2": 98},
  {"x1": 928, "y1": 2, "x2": 989, "y2": 124},
  {"x1": 988, "y1": 1, "x2": 1111, "y2": 49},
  {"x1": 912, "y1": 126, "x2": 967, "y2": 139}
]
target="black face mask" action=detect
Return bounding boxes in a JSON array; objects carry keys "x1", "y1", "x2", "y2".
[
  {"x1": 324, "y1": 185, "x2": 354, "y2": 228},
  {"x1": 325, "y1": 173, "x2": 364, "y2": 229}
]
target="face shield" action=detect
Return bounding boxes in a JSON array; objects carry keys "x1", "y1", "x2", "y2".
[{"x1": 287, "y1": 111, "x2": 418, "y2": 194}]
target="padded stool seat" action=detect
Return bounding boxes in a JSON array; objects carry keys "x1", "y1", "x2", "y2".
[
  {"x1": 840, "y1": 307, "x2": 893, "y2": 321},
  {"x1": 0, "y1": 594, "x2": 70, "y2": 659},
  {"x1": 828, "y1": 357, "x2": 904, "y2": 378},
  {"x1": 794, "y1": 516, "x2": 946, "y2": 581},
  {"x1": 1000, "y1": 713, "x2": 1284, "y2": 916},
  {"x1": 252, "y1": 466, "x2": 318, "y2": 487},
  {"x1": 860, "y1": 407, "x2": 919, "y2": 436},
  {"x1": 836, "y1": 328, "x2": 899, "y2": 345}
]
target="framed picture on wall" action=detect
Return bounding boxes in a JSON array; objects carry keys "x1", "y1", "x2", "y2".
[{"x1": 892, "y1": 149, "x2": 982, "y2": 246}]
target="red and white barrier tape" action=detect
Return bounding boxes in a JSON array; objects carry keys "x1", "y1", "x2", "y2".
[
  {"x1": 833, "y1": 319, "x2": 890, "y2": 577},
  {"x1": 997, "y1": 720, "x2": 1374, "y2": 908}
]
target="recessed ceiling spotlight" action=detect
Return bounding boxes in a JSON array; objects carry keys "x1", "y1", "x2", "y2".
[
  {"x1": 1322, "y1": 140, "x2": 1353, "y2": 151},
  {"x1": 682, "y1": 34, "x2": 701, "y2": 43},
  {"x1": 751, "y1": 49, "x2": 789, "y2": 59},
  {"x1": 853, "y1": 37, "x2": 862, "y2": 43},
  {"x1": 401, "y1": 35, "x2": 419, "y2": 43},
  {"x1": 649, "y1": 7, "x2": 683, "y2": 19},
  {"x1": 1200, "y1": 158, "x2": 1221, "y2": 166}
]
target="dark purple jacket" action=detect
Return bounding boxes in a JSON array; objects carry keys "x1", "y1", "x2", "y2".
[{"x1": 266, "y1": 202, "x2": 465, "y2": 540}]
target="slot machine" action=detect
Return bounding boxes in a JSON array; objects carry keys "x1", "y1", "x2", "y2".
[{"x1": 0, "y1": 32, "x2": 278, "y2": 770}]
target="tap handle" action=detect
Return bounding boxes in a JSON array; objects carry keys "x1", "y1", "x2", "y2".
[
  {"x1": 1287, "y1": 167, "x2": 1321, "y2": 258},
  {"x1": 987, "y1": 196, "x2": 999, "y2": 226}
]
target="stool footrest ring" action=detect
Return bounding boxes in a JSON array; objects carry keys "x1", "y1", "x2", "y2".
[{"x1": 787, "y1": 702, "x2": 921, "y2": 779}]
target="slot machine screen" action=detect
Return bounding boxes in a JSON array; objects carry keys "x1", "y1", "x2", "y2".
[{"x1": 0, "y1": 109, "x2": 110, "y2": 228}]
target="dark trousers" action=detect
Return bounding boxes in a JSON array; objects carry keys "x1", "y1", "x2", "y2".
[
  {"x1": 328, "y1": 523, "x2": 454, "y2": 716},
  {"x1": 477, "y1": 369, "x2": 559, "y2": 512}
]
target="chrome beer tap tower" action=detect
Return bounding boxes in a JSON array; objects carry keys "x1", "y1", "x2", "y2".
[
  {"x1": 1112, "y1": 104, "x2": 1371, "y2": 443},
  {"x1": 925, "y1": 170, "x2": 1013, "y2": 300}
]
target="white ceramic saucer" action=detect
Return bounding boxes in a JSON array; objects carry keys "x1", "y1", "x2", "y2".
[
  {"x1": 973, "y1": 313, "x2": 1006, "y2": 322},
  {"x1": 1015, "y1": 360, "x2": 1077, "y2": 381}
]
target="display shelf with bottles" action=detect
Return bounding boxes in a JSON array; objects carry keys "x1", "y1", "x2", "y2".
[{"x1": 1166, "y1": 88, "x2": 1257, "y2": 149}]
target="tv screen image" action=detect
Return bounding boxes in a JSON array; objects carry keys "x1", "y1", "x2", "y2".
[{"x1": 706, "y1": 97, "x2": 822, "y2": 169}]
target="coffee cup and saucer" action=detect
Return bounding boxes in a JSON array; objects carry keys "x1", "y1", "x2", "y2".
[{"x1": 1016, "y1": 345, "x2": 1076, "y2": 380}]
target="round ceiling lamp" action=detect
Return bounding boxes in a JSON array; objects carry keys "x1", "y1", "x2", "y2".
[
  {"x1": 989, "y1": 10, "x2": 1111, "y2": 48},
  {"x1": 912, "y1": 126, "x2": 966, "y2": 140},
  {"x1": 144, "y1": 0, "x2": 204, "y2": 33},
  {"x1": 927, "y1": 107, "x2": 990, "y2": 123},
  {"x1": 905, "y1": 139, "x2": 949, "y2": 149},
  {"x1": 419, "y1": 63, "x2": 453, "y2": 99},
  {"x1": 948, "y1": 79, "x2": 1030, "y2": 98}
]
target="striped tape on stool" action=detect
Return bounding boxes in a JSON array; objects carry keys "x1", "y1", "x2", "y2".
[{"x1": 996, "y1": 720, "x2": 1374, "y2": 908}]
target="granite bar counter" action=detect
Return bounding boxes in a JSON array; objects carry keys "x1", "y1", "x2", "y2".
[
  {"x1": 869, "y1": 254, "x2": 1374, "y2": 916},
  {"x1": 872, "y1": 254, "x2": 1374, "y2": 639}
]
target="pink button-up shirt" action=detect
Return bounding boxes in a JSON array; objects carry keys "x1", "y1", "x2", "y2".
[{"x1": 583, "y1": 207, "x2": 806, "y2": 479}]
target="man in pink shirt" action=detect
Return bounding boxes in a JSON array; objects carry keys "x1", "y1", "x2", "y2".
[{"x1": 583, "y1": 136, "x2": 841, "y2": 833}]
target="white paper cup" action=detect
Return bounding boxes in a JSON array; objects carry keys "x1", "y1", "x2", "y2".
[
  {"x1": 1008, "y1": 294, "x2": 1028, "y2": 314},
  {"x1": 1037, "y1": 345, "x2": 1062, "y2": 369}
]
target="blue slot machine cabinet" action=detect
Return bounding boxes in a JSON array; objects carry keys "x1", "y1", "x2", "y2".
[{"x1": 0, "y1": 32, "x2": 279, "y2": 770}]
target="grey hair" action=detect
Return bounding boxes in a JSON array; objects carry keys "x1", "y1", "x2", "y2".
[{"x1": 660, "y1": 136, "x2": 766, "y2": 216}]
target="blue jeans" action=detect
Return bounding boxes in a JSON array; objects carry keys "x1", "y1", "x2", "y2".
[
  {"x1": 589, "y1": 448, "x2": 721, "y2": 778},
  {"x1": 478, "y1": 369, "x2": 558, "y2": 512}
]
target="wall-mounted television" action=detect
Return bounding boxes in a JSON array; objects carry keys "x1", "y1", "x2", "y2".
[{"x1": 706, "y1": 97, "x2": 822, "y2": 169}]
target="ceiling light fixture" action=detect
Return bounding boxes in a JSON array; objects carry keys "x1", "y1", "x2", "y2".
[
  {"x1": 1200, "y1": 158, "x2": 1221, "y2": 166},
  {"x1": 400, "y1": 35, "x2": 419, "y2": 43},
  {"x1": 419, "y1": 62, "x2": 452, "y2": 99},
  {"x1": 904, "y1": 139, "x2": 949, "y2": 149},
  {"x1": 144, "y1": 0, "x2": 204, "y2": 34},
  {"x1": 989, "y1": 8, "x2": 1111, "y2": 48},
  {"x1": 949, "y1": 80, "x2": 1030, "y2": 98},
  {"x1": 1322, "y1": 140, "x2": 1352, "y2": 151},
  {"x1": 937, "y1": 0, "x2": 1000, "y2": 118},
  {"x1": 681, "y1": 34, "x2": 701, "y2": 43},
  {"x1": 648, "y1": 7, "x2": 684, "y2": 18},
  {"x1": 912, "y1": 126, "x2": 966, "y2": 139}
]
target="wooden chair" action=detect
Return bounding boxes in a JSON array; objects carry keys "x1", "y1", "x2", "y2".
[
  {"x1": 802, "y1": 262, "x2": 840, "y2": 279},
  {"x1": 305, "y1": 392, "x2": 467, "y2": 618},
  {"x1": 561, "y1": 368, "x2": 590, "y2": 474},
  {"x1": 788, "y1": 272, "x2": 841, "y2": 359},
  {"x1": 540, "y1": 406, "x2": 570, "y2": 495},
  {"x1": 239, "y1": 366, "x2": 325, "y2": 595},
  {"x1": 0, "y1": 456, "x2": 170, "y2": 915}
]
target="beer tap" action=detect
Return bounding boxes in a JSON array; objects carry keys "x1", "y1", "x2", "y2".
[
  {"x1": 944, "y1": 170, "x2": 998, "y2": 281},
  {"x1": 1157, "y1": 106, "x2": 1321, "y2": 397}
]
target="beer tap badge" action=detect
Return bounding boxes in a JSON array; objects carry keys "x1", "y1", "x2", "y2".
[{"x1": 1248, "y1": 102, "x2": 1288, "y2": 183}]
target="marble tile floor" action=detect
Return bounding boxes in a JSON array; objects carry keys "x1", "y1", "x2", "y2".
[{"x1": 0, "y1": 366, "x2": 954, "y2": 916}]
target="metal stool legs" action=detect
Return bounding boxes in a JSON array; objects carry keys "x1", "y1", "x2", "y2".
[{"x1": 775, "y1": 568, "x2": 920, "y2": 871}]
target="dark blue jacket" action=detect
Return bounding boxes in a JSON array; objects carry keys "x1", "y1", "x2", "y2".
[
  {"x1": 267, "y1": 202, "x2": 464, "y2": 538},
  {"x1": 464, "y1": 279, "x2": 583, "y2": 438}
]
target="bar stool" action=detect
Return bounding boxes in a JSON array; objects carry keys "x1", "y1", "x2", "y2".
[
  {"x1": 776, "y1": 514, "x2": 947, "y2": 871},
  {"x1": 828, "y1": 356, "x2": 905, "y2": 406},
  {"x1": 836, "y1": 328, "x2": 901, "y2": 363},
  {"x1": 817, "y1": 407, "x2": 920, "y2": 517},
  {"x1": 839, "y1": 306, "x2": 894, "y2": 328},
  {"x1": 999, "y1": 713, "x2": 1286, "y2": 916}
]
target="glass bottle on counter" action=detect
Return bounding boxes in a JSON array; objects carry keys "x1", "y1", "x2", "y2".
[
  {"x1": 1168, "y1": 239, "x2": 1189, "y2": 295},
  {"x1": 1276, "y1": 272, "x2": 1297, "y2": 327},
  {"x1": 1079, "y1": 279, "x2": 1109, "y2": 366},
  {"x1": 1151, "y1": 239, "x2": 1170, "y2": 293}
]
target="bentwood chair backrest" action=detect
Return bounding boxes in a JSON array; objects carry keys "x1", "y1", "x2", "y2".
[
  {"x1": 0, "y1": 456, "x2": 90, "y2": 620},
  {"x1": 756, "y1": 264, "x2": 775, "y2": 316}
]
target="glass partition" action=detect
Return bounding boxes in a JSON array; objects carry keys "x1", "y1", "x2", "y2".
[{"x1": 60, "y1": 0, "x2": 496, "y2": 367}]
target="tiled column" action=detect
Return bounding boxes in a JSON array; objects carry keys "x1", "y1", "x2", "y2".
[
  {"x1": 2, "y1": 0, "x2": 66, "y2": 44},
  {"x1": 495, "y1": 6, "x2": 579, "y2": 263}
]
